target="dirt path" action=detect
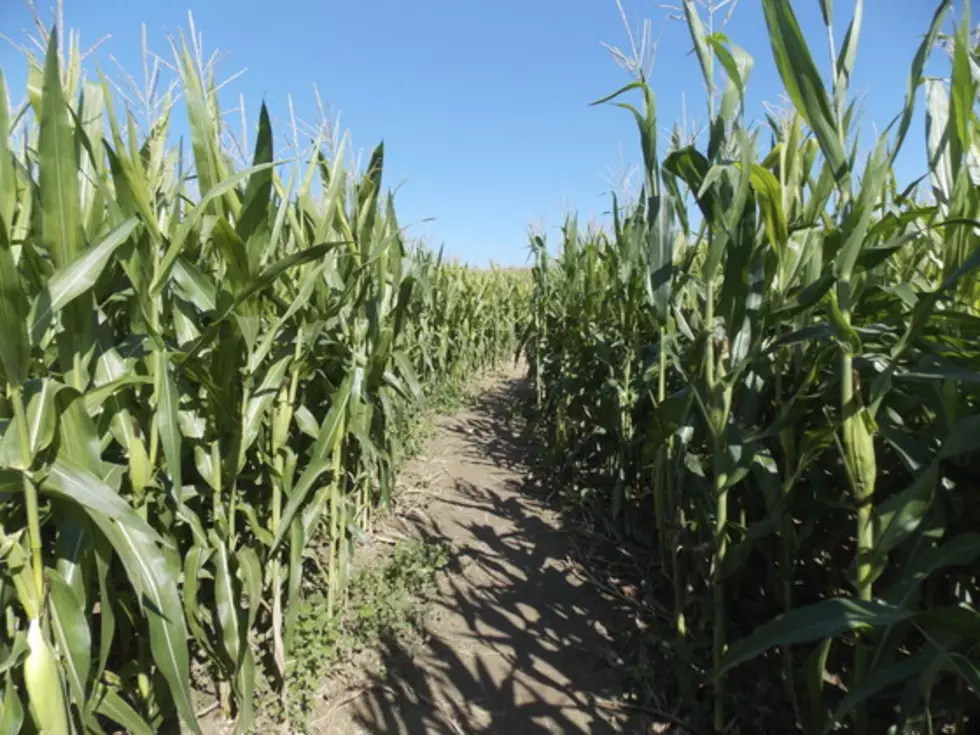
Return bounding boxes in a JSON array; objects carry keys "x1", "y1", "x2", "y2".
[{"x1": 323, "y1": 364, "x2": 649, "y2": 734}]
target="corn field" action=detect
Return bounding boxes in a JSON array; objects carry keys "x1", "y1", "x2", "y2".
[
  {"x1": 0, "y1": 19, "x2": 527, "y2": 735},
  {"x1": 526, "y1": 0, "x2": 980, "y2": 732}
]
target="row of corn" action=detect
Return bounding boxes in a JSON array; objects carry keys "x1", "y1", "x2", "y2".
[
  {"x1": 0, "y1": 21, "x2": 527, "y2": 735},
  {"x1": 525, "y1": 0, "x2": 979, "y2": 732}
]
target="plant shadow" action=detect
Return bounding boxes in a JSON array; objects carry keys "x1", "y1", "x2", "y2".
[{"x1": 327, "y1": 372, "x2": 665, "y2": 733}]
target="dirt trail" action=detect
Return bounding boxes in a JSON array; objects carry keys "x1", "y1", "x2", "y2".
[{"x1": 323, "y1": 364, "x2": 649, "y2": 734}]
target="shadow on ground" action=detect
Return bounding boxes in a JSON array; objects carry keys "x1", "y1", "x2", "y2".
[{"x1": 328, "y1": 370, "x2": 657, "y2": 733}]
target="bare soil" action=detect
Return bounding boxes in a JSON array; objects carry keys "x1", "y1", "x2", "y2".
[{"x1": 317, "y1": 363, "x2": 654, "y2": 734}]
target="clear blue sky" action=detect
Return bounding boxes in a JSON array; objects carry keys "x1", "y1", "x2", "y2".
[{"x1": 0, "y1": 0, "x2": 973, "y2": 265}]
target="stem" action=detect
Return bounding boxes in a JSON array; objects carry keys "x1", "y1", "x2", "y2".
[
  {"x1": 360, "y1": 476, "x2": 371, "y2": 534},
  {"x1": 712, "y1": 446, "x2": 728, "y2": 734},
  {"x1": 272, "y1": 464, "x2": 282, "y2": 535},
  {"x1": 842, "y1": 341, "x2": 872, "y2": 734},
  {"x1": 775, "y1": 355, "x2": 802, "y2": 725},
  {"x1": 326, "y1": 421, "x2": 345, "y2": 620},
  {"x1": 211, "y1": 441, "x2": 222, "y2": 519},
  {"x1": 704, "y1": 280, "x2": 727, "y2": 734},
  {"x1": 673, "y1": 502, "x2": 685, "y2": 638},
  {"x1": 11, "y1": 386, "x2": 44, "y2": 600},
  {"x1": 653, "y1": 332, "x2": 667, "y2": 550},
  {"x1": 782, "y1": 508, "x2": 803, "y2": 726}
]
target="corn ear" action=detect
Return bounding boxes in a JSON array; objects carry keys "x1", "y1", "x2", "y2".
[
  {"x1": 843, "y1": 373, "x2": 877, "y2": 505},
  {"x1": 24, "y1": 617, "x2": 69, "y2": 735}
]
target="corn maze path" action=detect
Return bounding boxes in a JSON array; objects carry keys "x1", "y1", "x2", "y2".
[{"x1": 321, "y1": 363, "x2": 651, "y2": 734}]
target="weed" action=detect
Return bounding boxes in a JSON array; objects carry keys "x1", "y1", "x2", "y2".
[{"x1": 280, "y1": 539, "x2": 452, "y2": 727}]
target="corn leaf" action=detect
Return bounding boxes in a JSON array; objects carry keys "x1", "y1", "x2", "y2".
[
  {"x1": 0, "y1": 673, "x2": 24, "y2": 734},
  {"x1": 92, "y1": 685, "x2": 155, "y2": 735},
  {"x1": 719, "y1": 598, "x2": 913, "y2": 675},
  {"x1": 29, "y1": 218, "x2": 139, "y2": 342},
  {"x1": 762, "y1": 0, "x2": 846, "y2": 179},
  {"x1": 41, "y1": 458, "x2": 160, "y2": 541},
  {"x1": 0, "y1": 238, "x2": 29, "y2": 386},
  {"x1": 0, "y1": 70, "x2": 15, "y2": 232},
  {"x1": 156, "y1": 351, "x2": 184, "y2": 502},
  {"x1": 91, "y1": 518, "x2": 200, "y2": 732},
  {"x1": 39, "y1": 29, "x2": 81, "y2": 269},
  {"x1": 48, "y1": 568, "x2": 92, "y2": 709}
]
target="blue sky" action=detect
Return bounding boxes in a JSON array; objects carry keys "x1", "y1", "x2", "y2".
[{"x1": 0, "y1": 0, "x2": 972, "y2": 265}]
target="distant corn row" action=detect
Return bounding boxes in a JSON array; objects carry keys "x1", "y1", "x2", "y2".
[
  {"x1": 526, "y1": 0, "x2": 980, "y2": 732},
  {"x1": 0, "y1": 23, "x2": 526, "y2": 735}
]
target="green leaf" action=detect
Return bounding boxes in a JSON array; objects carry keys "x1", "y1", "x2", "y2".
[
  {"x1": 210, "y1": 538, "x2": 254, "y2": 733},
  {"x1": 833, "y1": 0, "x2": 863, "y2": 114},
  {"x1": 891, "y1": 0, "x2": 951, "y2": 160},
  {"x1": 91, "y1": 519, "x2": 200, "y2": 732},
  {"x1": 868, "y1": 461, "x2": 938, "y2": 583},
  {"x1": 211, "y1": 537, "x2": 244, "y2": 670},
  {"x1": 0, "y1": 238, "x2": 30, "y2": 386},
  {"x1": 284, "y1": 517, "x2": 305, "y2": 653},
  {"x1": 30, "y1": 218, "x2": 140, "y2": 342},
  {"x1": 212, "y1": 218, "x2": 251, "y2": 293},
  {"x1": 54, "y1": 515, "x2": 89, "y2": 620},
  {"x1": 178, "y1": 41, "x2": 219, "y2": 202},
  {"x1": 948, "y1": 14, "x2": 977, "y2": 171},
  {"x1": 293, "y1": 405, "x2": 319, "y2": 439},
  {"x1": 39, "y1": 28, "x2": 81, "y2": 269},
  {"x1": 818, "y1": 0, "x2": 832, "y2": 26},
  {"x1": 0, "y1": 70, "x2": 16, "y2": 232},
  {"x1": 91, "y1": 533, "x2": 115, "y2": 684},
  {"x1": 152, "y1": 162, "x2": 278, "y2": 292},
  {"x1": 663, "y1": 146, "x2": 717, "y2": 222},
  {"x1": 747, "y1": 163, "x2": 788, "y2": 251},
  {"x1": 54, "y1": 387, "x2": 102, "y2": 474},
  {"x1": 589, "y1": 80, "x2": 646, "y2": 108},
  {"x1": 48, "y1": 568, "x2": 92, "y2": 709},
  {"x1": 171, "y1": 257, "x2": 217, "y2": 312},
  {"x1": 236, "y1": 102, "x2": 274, "y2": 243},
  {"x1": 719, "y1": 598, "x2": 912, "y2": 675},
  {"x1": 178, "y1": 240, "x2": 346, "y2": 366},
  {"x1": 236, "y1": 546, "x2": 262, "y2": 632},
  {"x1": 708, "y1": 35, "x2": 753, "y2": 114},
  {"x1": 762, "y1": 0, "x2": 847, "y2": 179},
  {"x1": 916, "y1": 606, "x2": 980, "y2": 640},
  {"x1": 926, "y1": 79, "x2": 953, "y2": 204},
  {"x1": 270, "y1": 372, "x2": 352, "y2": 552},
  {"x1": 355, "y1": 142, "x2": 385, "y2": 248},
  {"x1": 683, "y1": 1, "x2": 715, "y2": 107},
  {"x1": 646, "y1": 193, "x2": 675, "y2": 323},
  {"x1": 83, "y1": 374, "x2": 153, "y2": 415},
  {"x1": 939, "y1": 413, "x2": 980, "y2": 459},
  {"x1": 182, "y1": 545, "x2": 217, "y2": 660},
  {"x1": 92, "y1": 685, "x2": 155, "y2": 735},
  {"x1": 806, "y1": 637, "x2": 832, "y2": 733},
  {"x1": 942, "y1": 653, "x2": 980, "y2": 693},
  {"x1": 392, "y1": 350, "x2": 422, "y2": 400},
  {"x1": 884, "y1": 533, "x2": 980, "y2": 606},
  {"x1": 835, "y1": 136, "x2": 890, "y2": 283},
  {"x1": 25, "y1": 379, "x2": 60, "y2": 459},
  {"x1": 0, "y1": 632, "x2": 27, "y2": 675},
  {"x1": 827, "y1": 653, "x2": 930, "y2": 731},
  {"x1": 0, "y1": 673, "x2": 24, "y2": 734},
  {"x1": 233, "y1": 649, "x2": 256, "y2": 735},
  {"x1": 40, "y1": 458, "x2": 161, "y2": 542},
  {"x1": 247, "y1": 261, "x2": 326, "y2": 372},
  {"x1": 156, "y1": 351, "x2": 183, "y2": 502},
  {"x1": 241, "y1": 354, "x2": 291, "y2": 459}
]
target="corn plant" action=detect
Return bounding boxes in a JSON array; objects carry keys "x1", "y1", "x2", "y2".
[
  {"x1": 526, "y1": 0, "x2": 980, "y2": 731},
  {"x1": 0, "y1": 18, "x2": 527, "y2": 733}
]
